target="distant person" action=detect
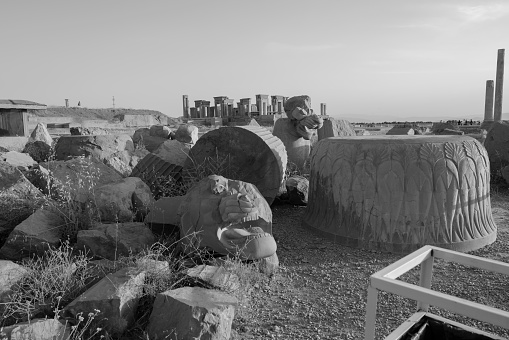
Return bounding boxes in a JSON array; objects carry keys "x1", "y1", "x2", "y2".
[{"x1": 78, "y1": 101, "x2": 81, "y2": 107}]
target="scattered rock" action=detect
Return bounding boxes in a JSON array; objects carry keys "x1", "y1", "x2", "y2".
[
  {"x1": 77, "y1": 222, "x2": 155, "y2": 260},
  {"x1": 70, "y1": 126, "x2": 109, "y2": 135},
  {"x1": 64, "y1": 267, "x2": 145, "y2": 334},
  {"x1": 257, "y1": 252, "x2": 280, "y2": 276},
  {"x1": 92, "y1": 177, "x2": 155, "y2": 222},
  {"x1": 132, "y1": 127, "x2": 167, "y2": 152},
  {"x1": 431, "y1": 122, "x2": 459, "y2": 134},
  {"x1": 0, "y1": 208, "x2": 63, "y2": 260},
  {"x1": 40, "y1": 157, "x2": 123, "y2": 201},
  {"x1": 485, "y1": 121, "x2": 509, "y2": 175},
  {"x1": 28, "y1": 122, "x2": 53, "y2": 146},
  {"x1": 153, "y1": 139, "x2": 192, "y2": 167},
  {"x1": 104, "y1": 156, "x2": 132, "y2": 177},
  {"x1": 149, "y1": 125, "x2": 172, "y2": 139},
  {"x1": 0, "y1": 161, "x2": 41, "y2": 198},
  {"x1": 0, "y1": 260, "x2": 28, "y2": 308},
  {"x1": 285, "y1": 175, "x2": 309, "y2": 205},
  {"x1": 436, "y1": 128, "x2": 464, "y2": 135},
  {"x1": 317, "y1": 118, "x2": 356, "y2": 141},
  {"x1": 53, "y1": 134, "x2": 134, "y2": 161},
  {"x1": 186, "y1": 265, "x2": 240, "y2": 291},
  {"x1": 175, "y1": 124, "x2": 198, "y2": 144},
  {"x1": 0, "y1": 318, "x2": 70, "y2": 340},
  {"x1": 147, "y1": 286, "x2": 237, "y2": 340},
  {"x1": 0, "y1": 151, "x2": 37, "y2": 170},
  {"x1": 386, "y1": 127, "x2": 415, "y2": 135},
  {"x1": 22, "y1": 141, "x2": 52, "y2": 162},
  {"x1": 144, "y1": 196, "x2": 184, "y2": 236}
]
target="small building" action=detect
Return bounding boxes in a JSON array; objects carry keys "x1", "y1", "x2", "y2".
[
  {"x1": 386, "y1": 126, "x2": 415, "y2": 135},
  {"x1": 0, "y1": 100, "x2": 46, "y2": 137}
]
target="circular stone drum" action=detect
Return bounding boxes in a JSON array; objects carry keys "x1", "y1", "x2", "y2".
[{"x1": 302, "y1": 136, "x2": 496, "y2": 253}]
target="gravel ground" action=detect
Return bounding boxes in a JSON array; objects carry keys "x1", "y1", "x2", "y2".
[{"x1": 231, "y1": 193, "x2": 509, "y2": 340}]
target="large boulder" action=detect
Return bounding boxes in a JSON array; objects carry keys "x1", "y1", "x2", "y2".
[
  {"x1": 53, "y1": 134, "x2": 134, "y2": 161},
  {"x1": 317, "y1": 118, "x2": 356, "y2": 141},
  {"x1": 132, "y1": 128, "x2": 166, "y2": 152},
  {"x1": 431, "y1": 122, "x2": 459, "y2": 134},
  {"x1": 40, "y1": 157, "x2": 123, "y2": 201},
  {"x1": 0, "y1": 319, "x2": 70, "y2": 340},
  {"x1": 0, "y1": 260, "x2": 28, "y2": 306},
  {"x1": 179, "y1": 175, "x2": 276, "y2": 260},
  {"x1": 22, "y1": 141, "x2": 52, "y2": 162},
  {"x1": 153, "y1": 139, "x2": 192, "y2": 167},
  {"x1": 0, "y1": 161, "x2": 41, "y2": 198},
  {"x1": 144, "y1": 196, "x2": 184, "y2": 236},
  {"x1": 175, "y1": 124, "x2": 199, "y2": 144},
  {"x1": 149, "y1": 125, "x2": 172, "y2": 139},
  {"x1": 76, "y1": 222, "x2": 155, "y2": 260},
  {"x1": 186, "y1": 126, "x2": 286, "y2": 205},
  {"x1": 64, "y1": 267, "x2": 145, "y2": 334},
  {"x1": 0, "y1": 151, "x2": 37, "y2": 170},
  {"x1": 285, "y1": 175, "x2": 309, "y2": 206},
  {"x1": 485, "y1": 121, "x2": 509, "y2": 179},
  {"x1": 91, "y1": 177, "x2": 155, "y2": 222},
  {"x1": 28, "y1": 122, "x2": 53, "y2": 146},
  {"x1": 70, "y1": 126, "x2": 109, "y2": 135},
  {"x1": 147, "y1": 287, "x2": 237, "y2": 340},
  {"x1": 0, "y1": 209, "x2": 63, "y2": 260}
]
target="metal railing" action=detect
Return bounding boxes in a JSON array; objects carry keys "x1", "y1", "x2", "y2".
[{"x1": 365, "y1": 245, "x2": 509, "y2": 340}]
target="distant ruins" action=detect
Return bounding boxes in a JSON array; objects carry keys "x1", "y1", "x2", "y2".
[{"x1": 182, "y1": 94, "x2": 328, "y2": 123}]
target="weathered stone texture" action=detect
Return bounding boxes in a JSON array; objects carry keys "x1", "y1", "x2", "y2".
[
  {"x1": 77, "y1": 222, "x2": 155, "y2": 260},
  {"x1": 303, "y1": 136, "x2": 496, "y2": 253},
  {"x1": 272, "y1": 118, "x2": 310, "y2": 170},
  {"x1": 179, "y1": 176, "x2": 276, "y2": 260},
  {"x1": 147, "y1": 287, "x2": 237, "y2": 340},
  {"x1": 186, "y1": 126, "x2": 287, "y2": 205},
  {"x1": 53, "y1": 134, "x2": 134, "y2": 161},
  {"x1": 92, "y1": 177, "x2": 154, "y2": 222},
  {"x1": 317, "y1": 118, "x2": 356, "y2": 141},
  {"x1": 0, "y1": 209, "x2": 62, "y2": 260}
]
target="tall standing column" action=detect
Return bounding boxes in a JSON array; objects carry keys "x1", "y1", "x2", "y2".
[
  {"x1": 494, "y1": 49, "x2": 505, "y2": 122},
  {"x1": 182, "y1": 95, "x2": 190, "y2": 119},
  {"x1": 484, "y1": 80, "x2": 494, "y2": 122}
]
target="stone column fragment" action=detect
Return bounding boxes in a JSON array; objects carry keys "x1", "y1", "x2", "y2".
[
  {"x1": 494, "y1": 49, "x2": 505, "y2": 122},
  {"x1": 484, "y1": 80, "x2": 495, "y2": 122}
]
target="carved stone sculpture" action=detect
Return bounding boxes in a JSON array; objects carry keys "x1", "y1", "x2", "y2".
[
  {"x1": 272, "y1": 95, "x2": 323, "y2": 169},
  {"x1": 179, "y1": 175, "x2": 277, "y2": 260},
  {"x1": 302, "y1": 136, "x2": 497, "y2": 253}
]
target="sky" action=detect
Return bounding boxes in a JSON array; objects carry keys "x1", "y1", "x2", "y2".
[{"x1": 1, "y1": 0, "x2": 508, "y2": 122}]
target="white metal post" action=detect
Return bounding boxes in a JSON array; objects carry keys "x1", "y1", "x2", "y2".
[{"x1": 365, "y1": 286, "x2": 379, "y2": 340}]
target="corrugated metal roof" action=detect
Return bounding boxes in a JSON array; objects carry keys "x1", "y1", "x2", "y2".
[{"x1": 0, "y1": 100, "x2": 47, "y2": 109}]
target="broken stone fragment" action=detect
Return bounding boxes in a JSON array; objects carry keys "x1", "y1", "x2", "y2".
[
  {"x1": 147, "y1": 286, "x2": 237, "y2": 340},
  {"x1": 64, "y1": 267, "x2": 145, "y2": 334}
]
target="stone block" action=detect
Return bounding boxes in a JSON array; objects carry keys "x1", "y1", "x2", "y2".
[
  {"x1": 64, "y1": 267, "x2": 145, "y2": 334},
  {"x1": 0, "y1": 209, "x2": 62, "y2": 260},
  {"x1": 147, "y1": 287, "x2": 237, "y2": 340},
  {"x1": 77, "y1": 222, "x2": 155, "y2": 260}
]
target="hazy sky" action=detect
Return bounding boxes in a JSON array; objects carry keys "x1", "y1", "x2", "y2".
[{"x1": 1, "y1": 0, "x2": 507, "y2": 121}]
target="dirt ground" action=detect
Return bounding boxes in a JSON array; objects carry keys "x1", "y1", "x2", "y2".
[{"x1": 231, "y1": 193, "x2": 509, "y2": 340}]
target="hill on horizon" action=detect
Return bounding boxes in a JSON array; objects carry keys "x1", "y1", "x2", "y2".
[{"x1": 31, "y1": 106, "x2": 180, "y2": 124}]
